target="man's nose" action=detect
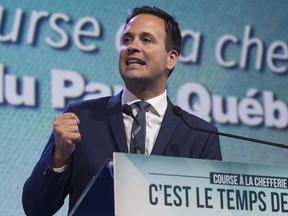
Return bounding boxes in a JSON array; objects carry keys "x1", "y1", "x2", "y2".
[{"x1": 127, "y1": 40, "x2": 141, "y2": 53}]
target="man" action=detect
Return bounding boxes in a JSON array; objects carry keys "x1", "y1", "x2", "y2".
[{"x1": 22, "y1": 6, "x2": 222, "y2": 215}]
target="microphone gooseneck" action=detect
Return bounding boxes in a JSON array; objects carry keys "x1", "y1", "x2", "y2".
[
  {"x1": 173, "y1": 105, "x2": 288, "y2": 149},
  {"x1": 122, "y1": 104, "x2": 143, "y2": 154}
]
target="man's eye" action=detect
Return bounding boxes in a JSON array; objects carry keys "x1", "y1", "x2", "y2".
[
  {"x1": 122, "y1": 37, "x2": 132, "y2": 45},
  {"x1": 143, "y1": 38, "x2": 152, "y2": 43}
]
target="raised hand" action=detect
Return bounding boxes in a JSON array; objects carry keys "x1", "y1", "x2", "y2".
[{"x1": 52, "y1": 113, "x2": 81, "y2": 168}]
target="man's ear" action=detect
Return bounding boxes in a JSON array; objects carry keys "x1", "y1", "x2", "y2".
[{"x1": 166, "y1": 50, "x2": 179, "y2": 70}]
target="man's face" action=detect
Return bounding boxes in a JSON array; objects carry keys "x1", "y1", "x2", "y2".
[{"x1": 119, "y1": 14, "x2": 176, "y2": 91}]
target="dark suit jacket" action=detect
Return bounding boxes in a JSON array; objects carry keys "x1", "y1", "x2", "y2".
[{"x1": 22, "y1": 92, "x2": 222, "y2": 216}]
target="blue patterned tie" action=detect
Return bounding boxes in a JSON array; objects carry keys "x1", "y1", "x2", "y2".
[{"x1": 130, "y1": 101, "x2": 150, "y2": 154}]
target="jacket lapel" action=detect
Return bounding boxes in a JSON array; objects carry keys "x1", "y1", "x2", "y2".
[
  {"x1": 106, "y1": 91, "x2": 129, "y2": 153},
  {"x1": 151, "y1": 99, "x2": 179, "y2": 155}
]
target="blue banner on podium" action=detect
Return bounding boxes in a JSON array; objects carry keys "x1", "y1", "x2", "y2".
[{"x1": 114, "y1": 153, "x2": 288, "y2": 216}]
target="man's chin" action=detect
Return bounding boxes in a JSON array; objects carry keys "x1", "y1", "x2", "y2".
[{"x1": 122, "y1": 71, "x2": 146, "y2": 80}]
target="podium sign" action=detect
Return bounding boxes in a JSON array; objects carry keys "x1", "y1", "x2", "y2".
[{"x1": 114, "y1": 153, "x2": 288, "y2": 216}]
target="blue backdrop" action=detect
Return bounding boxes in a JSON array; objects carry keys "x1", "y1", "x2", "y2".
[{"x1": 1, "y1": 0, "x2": 288, "y2": 215}]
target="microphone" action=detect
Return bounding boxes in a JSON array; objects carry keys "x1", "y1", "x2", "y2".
[
  {"x1": 122, "y1": 104, "x2": 134, "y2": 120},
  {"x1": 172, "y1": 106, "x2": 288, "y2": 149},
  {"x1": 122, "y1": 104, "x2": 143, "y2": 154}
]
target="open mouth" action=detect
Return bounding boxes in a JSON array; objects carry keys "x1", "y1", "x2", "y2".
[{"x1": 126, "y1": 58, "x2": 145, "y2": 65}]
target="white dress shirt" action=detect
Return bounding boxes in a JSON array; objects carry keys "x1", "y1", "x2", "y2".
[
  {"x1": 122, "y1": 87, "x2": 167, "y2": 155},
  {"x1": 54, "y1": 88, "x2": 167, "y2": 172}
]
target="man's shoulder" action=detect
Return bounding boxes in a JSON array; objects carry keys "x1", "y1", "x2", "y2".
[
  {"x1": 66, "y1": 94, "x2": 119, "y2": 113},
  {"x1": 181, "y1": 108, "x2": 216, "y2": 130},
  {"x1": 72, "y1": 96, "x2": 112, "y2": 107}
]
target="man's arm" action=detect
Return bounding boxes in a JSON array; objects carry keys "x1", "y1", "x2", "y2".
[
  {"x1": 22, "y1": 109, "x2": 81, "y2": 216},
  {"x1": 200, "y1": 127, "x2": 222, "y2": 160},
  {"x1": 22, "y1": 135, "x2": 73, "y2": 216}
]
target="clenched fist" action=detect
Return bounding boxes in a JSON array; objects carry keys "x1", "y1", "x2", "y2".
[{"x1": 53, "y1": 113, "x2": 81, "y2": 168}]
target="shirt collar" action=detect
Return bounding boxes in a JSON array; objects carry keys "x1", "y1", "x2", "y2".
[{"x1": 121, "y1": 87, "x2": 167, "y2": 117}]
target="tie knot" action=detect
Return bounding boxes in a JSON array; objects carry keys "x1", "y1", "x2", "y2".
[{"x1": 135, "y1": 101, "x2": 150, "y2": 111}]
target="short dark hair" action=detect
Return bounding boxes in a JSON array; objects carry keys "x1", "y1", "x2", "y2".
[{"x1": 125, "y1": 6, "x2": 182, "y2": 55}]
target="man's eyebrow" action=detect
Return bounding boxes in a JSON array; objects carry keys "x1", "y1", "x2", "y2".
[
  {"x1": 122, "y1": 32, "x2": 134, "y2": 38},
  {"x1": 122, "y1": 31, "x2": 155, "y2": 37},
  {"x1": 141, "y1": 32, "x2": 154, "y2": 37}
]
